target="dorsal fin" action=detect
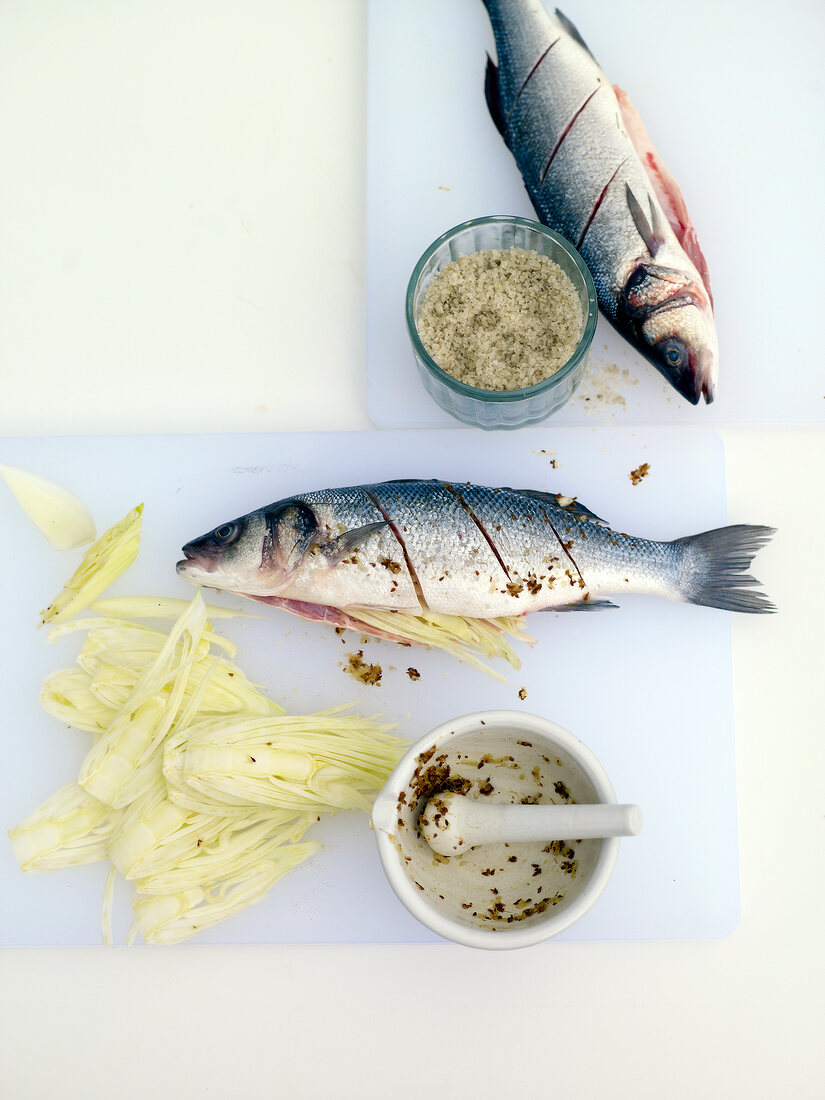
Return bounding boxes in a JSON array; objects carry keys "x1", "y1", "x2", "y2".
[
  {"x1": 554, "y1": 9, "x2": 598, "y2": 63},
  {"x1": 513, "y1": 488, "x2": 606, "y2": 524},
  {"x1": 484, "y1": 53, "x2": 508, "y2": 144}
]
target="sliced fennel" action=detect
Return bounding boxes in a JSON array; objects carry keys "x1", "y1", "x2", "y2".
[
  {"x1": 163, "y1": 711, "x2": 404, "y2": 816},
  {"x1": 132, "y1": 836, "x2": 320, "y2": 945},
  {"x1": 9, "y1": 784, "x2": 116, "y2": 871},
  {"x1": 348, "y1": 607, "x2": 534, "y2": 679},
  {"x1": 107, "y1": 768, "x2": 307, "y2": 882},
  {"x1": 40, "y1": 667, "x2": 116, "y2": 732},
  {"x1": 78, "y1": 593, "x2": 209, "y2": 807},
  {"x1": 43, "y1": 624, "x2": 279, "y2": 727},
  {"x1": 40, "y1": 504, "x2": 143, "y2": 624},
  {"x1": 13, "y1": 571, "x2": 407, "y2": 944},
  {"x1": 0, "y1": 465, "x2": 96, "y2": 549}
]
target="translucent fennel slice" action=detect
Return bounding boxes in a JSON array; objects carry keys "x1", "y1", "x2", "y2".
[
  {"x1": 349, "y1": 607, "x2": 534, "y2": 679},
  {"x1": 40, "y1": 504, "x2": 143, "y2": 625},
  {"x1": 9, "y1": 784, "x2": 117, "y2": 871},
  {"x1": 40, "y1": 667, "x2": 117, "y2": 732},
  {"x1": 163, "y1": 711, "x2": 406, "y2": 815},
  {"x1": 0, "y1": 465, "x2": 96, "y2": 549},
  {"x1": 90, "y1": 596, "x2": 256, "y2": 621},
  {"x1": 132, "y1": 835, "x2": 321, "y2": 945},
  {"x1": 78, "y1": 593, "x2": 209, "y2": 807}
]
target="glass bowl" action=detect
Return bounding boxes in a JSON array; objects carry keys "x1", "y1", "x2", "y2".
[{"x1": 405, "y1": 215, "x2": 598, "y2": 430}]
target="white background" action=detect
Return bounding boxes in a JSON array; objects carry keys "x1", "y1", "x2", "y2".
[{"x1": 0, "y1": 1, "x2": 823, "y2": 1097}]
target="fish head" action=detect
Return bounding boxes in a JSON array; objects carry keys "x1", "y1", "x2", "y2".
[
  {"x1": 622, "y1": 261, "x2": 718, "y2": 404},
  {"x1": 177, "y1": 500, "x2": 319, "y2": 596}
]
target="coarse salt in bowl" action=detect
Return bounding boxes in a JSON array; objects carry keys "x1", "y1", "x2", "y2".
[
  {"x1": 405, "y1": 216, "x2": 598, "y2": 430},
  {"x1": 371, "y1": 711, "x2": 624, "y2": 949}
]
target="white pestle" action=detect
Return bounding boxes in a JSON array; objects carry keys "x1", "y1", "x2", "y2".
[{"x1": 420, "y1": 792, "x2": 643, "y2": 857}]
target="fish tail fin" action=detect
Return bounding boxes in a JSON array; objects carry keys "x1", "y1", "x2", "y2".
[{"x1": 675, "y1": 525, "x2": 776, "y2": 613}]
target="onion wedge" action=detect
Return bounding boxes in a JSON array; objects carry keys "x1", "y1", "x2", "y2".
[{"x1": 0, "y1": 465, "x2": 96, "y2": 549}]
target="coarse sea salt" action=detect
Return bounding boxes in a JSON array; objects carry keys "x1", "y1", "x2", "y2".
[{"x1": 417, "y1": 247, "x2": 583, "y2": 391}]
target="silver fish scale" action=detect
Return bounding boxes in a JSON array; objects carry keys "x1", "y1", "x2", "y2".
[
  {"x1": 485, "y1": 0, "x2": 556, "y2": 105},
  {"x1": 485, "y1": 0, "x2": 713, "y2": 372},
  {"x1": 496, "y1": 25, "x2": 670, "y2": 305},
  {"x1": 565, "y1": 518, "x2": 680, "y2": 599},
  {"x1": 507, "y1": 38, "x2": 601, "y2": 207},
  {"x1": 294, "y1": 485, "x2": 386, "y2": 533},
  {"x1": 366, "y1": 480, "x2": 506, "y2": 616},
  {"x1": 453, "y1": 483, "x2": 589, "y2": 600}
]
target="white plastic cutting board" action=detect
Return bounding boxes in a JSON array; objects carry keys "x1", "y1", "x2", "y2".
[
  {"x1": 0, "y1": 427, "x2": 740, "y2": 944},
  {"x1": 366, "y1": 0, "x2": 825, "y2": 428}
]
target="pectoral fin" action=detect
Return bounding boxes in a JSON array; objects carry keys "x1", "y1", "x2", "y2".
[
  {"x1": 322, "y1": 521, "x2": 389, "y2": 564},
  {"x1": 626, "y1": 184, "x2": 665, "y2": 257}
]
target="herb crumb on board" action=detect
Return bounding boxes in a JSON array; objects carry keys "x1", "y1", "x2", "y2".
[
  {"x1": 629, "y1": 462, "x2": 650, "y2": 486},
  {"x1": 344, "y1": 650, "x2": 382, "y2": 686}
]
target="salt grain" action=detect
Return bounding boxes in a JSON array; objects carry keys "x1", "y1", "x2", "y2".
[{"x1": 416, "y1": 247, "x2": 583, "y2": 391}]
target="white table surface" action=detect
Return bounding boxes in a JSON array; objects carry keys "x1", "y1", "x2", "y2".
[{"x1": 0, "y1": 2, "x2": 822, "y2": 1097}]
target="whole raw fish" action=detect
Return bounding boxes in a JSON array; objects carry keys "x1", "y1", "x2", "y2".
[
  {"x1": 482, "y1": 0, "x2": 718, "y2": 404},
  {"x1": 177, "y1": 480, "x2": 774, "y2": 635}
]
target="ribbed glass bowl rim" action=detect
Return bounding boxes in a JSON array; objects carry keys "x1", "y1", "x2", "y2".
[{"x1": 405, "y1": 215, "x2": 598, "y2": 404}]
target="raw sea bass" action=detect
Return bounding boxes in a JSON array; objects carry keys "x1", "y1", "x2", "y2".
[
  {"x1": 177, "y1": 480, "x2": 774, "y2": 651},
  {"x1": 482, "y1": 0, "x2": 717, "y2": 404}
]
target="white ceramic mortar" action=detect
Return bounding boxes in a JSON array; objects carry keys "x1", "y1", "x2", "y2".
[{"x1": 371, "y1": 710, "x2": 626, "y2": 949}]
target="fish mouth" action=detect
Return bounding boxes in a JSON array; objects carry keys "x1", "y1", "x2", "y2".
[
  {"x1": 697, "y1": 347, "x2": 716, "y2": 403},
  {"x1": 177, "y1": 545, "x2": 218, "y2": 575},
  {"x1": 681, "y1": 346, "x2": 715, "y2": 405},
  {"x1": 637, "y1": 339, "x2": 715, "y2": 405},
  {"x1": 671, "y1": 368, "x2": 704, "y2": 406},
  {"x1": 668, "y1": 361, "x2": 714, "y2": 406}
]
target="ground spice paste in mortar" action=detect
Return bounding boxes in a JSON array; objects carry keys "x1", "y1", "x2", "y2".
[
  {"x1": 392, "y1": 731, "x2": 601, "y2": 930},
  {"x1": 417, "y1": 247, "x2": 583, "y2": 390}
]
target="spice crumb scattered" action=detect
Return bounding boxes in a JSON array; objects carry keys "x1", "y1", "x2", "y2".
[
  {"x1": 533, "y1": 449, "x2": 558, "y2": 469},
  {"x1": 629, "y1": 462, "x2": 650, "y2": 486},
  {"x1": 417, "y1": 247, "x2": 582, "y2": 391},
  {"x1": 406, "y1": 667, "x2": 421, "y2": 681},
  {"x1": 518, "y1": 687, "x2": 527, "y2": 701},
  {"x1": 343, "y1": 650, "x2": 382, "y2": 686}
]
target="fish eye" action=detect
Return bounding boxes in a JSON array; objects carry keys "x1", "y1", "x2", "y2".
[
  {"x1": 213, "y1": 522, "x2": 239, "y2": 544},
  {"x1": 663, "y1": 341, "x2": 685, "y2": 367}
]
